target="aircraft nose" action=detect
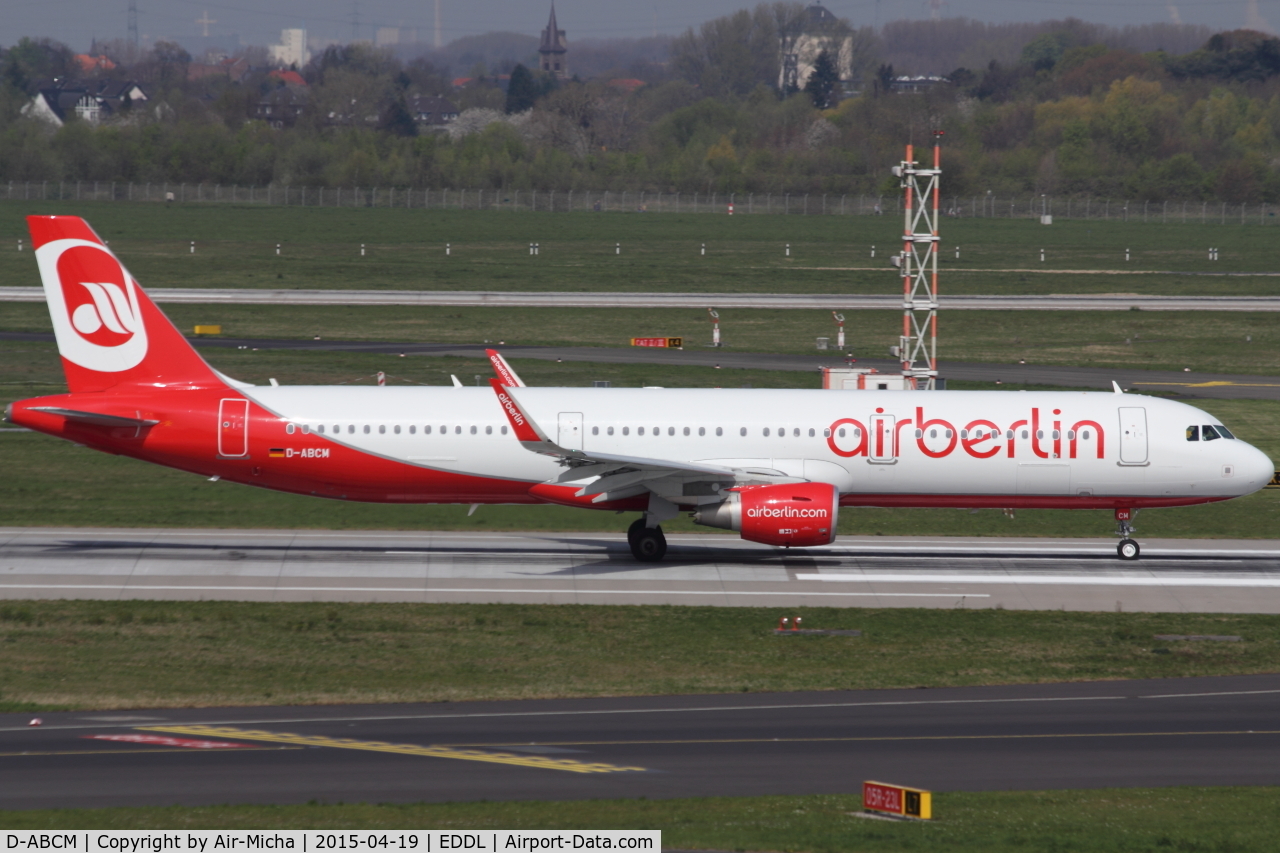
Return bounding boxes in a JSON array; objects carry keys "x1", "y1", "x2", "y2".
[{"x1": 1242, "y1": 444, "x2": 1276, "y2": 489}]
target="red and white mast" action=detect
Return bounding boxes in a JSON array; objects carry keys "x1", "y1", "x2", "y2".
[{"x1": 895, "y1": 132, "x2": 942, "y2": 390}]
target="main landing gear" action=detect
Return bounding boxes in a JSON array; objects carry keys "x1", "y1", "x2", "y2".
[
  {"x1": 627, "y1": 517, "x2": 667, "y2": 562},
  {"x1": 1115, "y1": 508, "x2": 1140, "y2": 561}
]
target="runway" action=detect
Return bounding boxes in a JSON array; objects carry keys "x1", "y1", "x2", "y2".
[
  {"x1": 5, "y1": 331, "x2": 1279, "y2": 399},
  {"x1": 2, "y1": 674, "x2": 1279, "y2": 809},
  {"x1": 5, "y1": 287, "x2": 1280, "y2": 310},
  {"x1": 4, "y1": 528, "x2": 1280, "y2": 613}
]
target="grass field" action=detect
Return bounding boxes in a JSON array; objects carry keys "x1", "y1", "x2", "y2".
[
  {"x1": 2, "y1": 601, "x2": 1279, "y2": 710},
  {"x1": 3, "y1": 299, "x2": 1279, "y2": 377},
  {"x1": 4, "y1": 200, "x2": 1280, "y2": 295},
  {"x1": 3, "y1": 789, "x2": 1279, "y2": 851}
]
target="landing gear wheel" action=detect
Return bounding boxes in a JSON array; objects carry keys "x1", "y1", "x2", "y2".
[
  {"x1": 628, "y1": 520, "x2": 667, "y2": 562},
  {"x1": 1117, "y1": 538, "x2": 1140, "y2": 561}
]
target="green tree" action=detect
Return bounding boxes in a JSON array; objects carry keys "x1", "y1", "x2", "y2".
[
  {"x1": 505, "y1": 64, "x2": 538, "y2": 114},
  {"x1": 803, "y1": 50, "x2": 839, "y2": 109},
  {"x1": 379, "y1": 96, "x2": 418, "y2": 137}
]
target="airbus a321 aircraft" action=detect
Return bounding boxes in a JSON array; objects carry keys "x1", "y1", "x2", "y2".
[{"x1": 7, "y1": 216, "x2": 1274, "y2": 561}]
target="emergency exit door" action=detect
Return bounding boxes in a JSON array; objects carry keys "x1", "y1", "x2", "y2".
[
  {"x1": 870, "y1": 414, "x2": 895, "y2": 462},
  {"x1": 558, "y1": 412, "x2": 583, "y2": 451},
  {"x1": 218, "y1": 398, "x2": 249, "y2": 457},
  {"x1": 1118, "y1": 406, "x2": 1148, "y2": 464}
]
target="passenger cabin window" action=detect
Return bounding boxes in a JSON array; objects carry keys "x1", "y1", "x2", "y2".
[
  {"x1": 394, "y1": 425, "x2": 401, "y2": 434},
  {"x1": 486, "y1": 425, "x2": 493, "y2": 435},
  {"x1": 592, "y1": 427, "x2": 599, "y2": 436},
  {"x1": 379, "y1": 425, "x2": 386, "y2": 434},
  {"x1": 501, "y1": 426, "x2": 508, "y2": 435},
  {"x1": 607, "y1": 426, "x2": 615, "y2": 436},
  {"x1": 425, "y1": 425, "x2": 432, "y2": 434},
  {"x1": 715, "y1": 427, "x2": 722, "y2": 436},
  {"x1": 363, "y1": 425, "x2": 371, "y2": 434},
  {"x1": 286, "y1": 423, "x2": 295, "y2": 434},
  {"x1": 739, "y1": 427, "x2": 747, "y2": 436}
]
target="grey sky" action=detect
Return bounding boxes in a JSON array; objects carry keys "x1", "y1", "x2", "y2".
[{"x1": 4, "y1": 0, "x2": 1272, "y2": 55}]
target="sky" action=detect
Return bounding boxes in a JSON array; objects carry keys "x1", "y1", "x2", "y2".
[{"x1": 3, "y1": 0, "x2": 1275, "y2": 55}]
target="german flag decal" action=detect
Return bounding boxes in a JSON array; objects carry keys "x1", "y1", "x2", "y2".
[{"x1": 269, "y1": 448, "x2": 285, "y2": 458}]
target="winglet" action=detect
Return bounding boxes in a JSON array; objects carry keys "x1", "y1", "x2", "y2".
[
  {"x1": 1112, "y1": 381, "x2": 1124, "y2": 394},
  {"x1": 489, "y1": 378, "x2": 549, "y2": 445},
  {"x1": 486, "y1": 349, "x2": 526, "y2": 388}
]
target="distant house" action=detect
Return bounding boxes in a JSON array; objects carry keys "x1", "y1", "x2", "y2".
[
  {"x1": 187, "y1": 56, "x2": 251, "y2": 82},
  {"x1": 606, "y1": 78, "x2": 645, "y2": 94},
  {"x1": 73, "y1": 54, "x2": 117, "y2": 74},
  {"x1": 22, "y1": 79, "x2": 148, "y2": 127},
  {"x1": 256, "y1": 87, "x2": 308, "y2": 128},
  {"x1": 890, "y1": 75, "x2": 950, "y2": 93},
  {"x1": 408, "y1": 95, "x2": 458, "y2": 127},
  {"x1": 268, "y1": 69, "x2": 307, "y2": 87},
  {"x1": 451, "y1": 75, "x2": 511, "y2": 92}
]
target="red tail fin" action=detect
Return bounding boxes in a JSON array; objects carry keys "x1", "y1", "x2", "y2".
[{"x1": 28, "y1": 216, "x2": 222, "y2": 393}]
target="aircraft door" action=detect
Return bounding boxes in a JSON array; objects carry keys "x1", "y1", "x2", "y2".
[
  {"x1": 558, "y1": 412, "x2": 583, "y2": 451},
  {"x1": 1118, "y1": 407, "x2": 1148, "y2": 464},
  {"x1": 870, "y1": 414, "x2": 895, "y2": 463},
  {"x1": 218, "y1": 398, "x2": 249, "y2": 458}
]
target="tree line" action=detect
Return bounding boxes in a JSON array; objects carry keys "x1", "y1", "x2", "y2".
[{"x1": 2, "y1": 8, "x2": 1280, "y2": 202}]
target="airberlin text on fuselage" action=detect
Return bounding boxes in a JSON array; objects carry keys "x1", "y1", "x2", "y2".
[{"x1": 827, "y1": 406, "x2": 1106, "y2": 461}]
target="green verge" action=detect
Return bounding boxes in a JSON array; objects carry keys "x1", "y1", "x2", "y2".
[
  {"x1": 3, "y1": 349, "x2": 1277, "y2": 535},
  {"x1": 4, "y1": 300, "x2": 1278, "y2": 376},
  {"x1": 1, "y1": 602, "x2": 1279, "y2": 710},
  {"x1": 2, "y1": 790, "x2": 1280, "y2": 852},
  {"x1": 3, "y1": 201, "x2": 1280, "y2": 295}
]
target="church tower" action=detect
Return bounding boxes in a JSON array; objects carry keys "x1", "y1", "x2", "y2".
[{"x1": 538, "y1": 4, "x2": 568, "y2": 79}]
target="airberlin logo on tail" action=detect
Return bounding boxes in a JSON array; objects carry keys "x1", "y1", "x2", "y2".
[{"x1": 36, "y1": 238, "x2": 148, "y2": 373}]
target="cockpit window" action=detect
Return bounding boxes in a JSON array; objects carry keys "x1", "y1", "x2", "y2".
[
  {"x1": 1186, "y1": 425, "x2": 1199, "y2": 441},
  {"x1": 1216, "y1": 425, "x2": 1235, "y2": 439},
  {"x1": 1201, "y1": 425, "x2": 1221, "y2": 441}
]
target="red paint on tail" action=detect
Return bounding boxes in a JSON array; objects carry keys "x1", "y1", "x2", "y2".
[{"x1": 28, "y1": 215, "x2": 222, "y2": 393}]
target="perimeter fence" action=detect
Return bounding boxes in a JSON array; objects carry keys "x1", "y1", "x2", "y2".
[{"x1": 3, "y1": 180, "x2": 1275, "y2": 225}]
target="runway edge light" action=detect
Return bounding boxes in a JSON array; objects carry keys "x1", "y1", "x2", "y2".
[{"x1": 863, "y1": 780, "x2": 932, "y2": 820}]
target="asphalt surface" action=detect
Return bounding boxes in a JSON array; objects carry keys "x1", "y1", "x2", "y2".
[
  {"x1": 4, "y1": 331, "x2": 1278, "y2": 400},
  {"x1": 2, "y1": 675, "x2": 1279, "y2": 809},
  {"x1": 6, "y1": 288, "x2": 1280, "y2": 310},
  {"x1": 5, "y1": 528, "x2": 1280, "y2": 613}
]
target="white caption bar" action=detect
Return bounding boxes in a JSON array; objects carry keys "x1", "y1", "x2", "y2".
[{"x1": 4, "y1": 832, "x2": 661, "y2": 853}]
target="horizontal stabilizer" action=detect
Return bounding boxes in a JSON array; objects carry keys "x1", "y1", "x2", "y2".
[{"x1": 28, "y1": 406, "x2": 160, "y2": 427}]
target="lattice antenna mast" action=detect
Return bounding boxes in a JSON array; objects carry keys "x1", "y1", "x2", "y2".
[
  {"x1": 895, "y1": 132, "x2": 942, "y2": 390},
  {"x1": 128, "y1": 1, "x2": 140, "y2": 52}
]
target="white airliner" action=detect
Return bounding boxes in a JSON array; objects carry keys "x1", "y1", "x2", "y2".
[{"x1": 6, "y1": 216, "x2": 1274, "y2": 561}]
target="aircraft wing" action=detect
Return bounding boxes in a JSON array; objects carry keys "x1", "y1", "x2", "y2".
[
  {"x1": 488, "y1": 379, "x2": 743, "y2": 502},
  {"x1": 486, "y1": 349, "x2": 526, "y2": 387}
]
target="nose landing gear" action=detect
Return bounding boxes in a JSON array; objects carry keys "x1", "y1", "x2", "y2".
[
  {"x1": 1115, "y1": 508, "x2": 1140, "y2": 560},
  {"x1": 627, "y1": 517, "x2": 667, "y2": 562}
]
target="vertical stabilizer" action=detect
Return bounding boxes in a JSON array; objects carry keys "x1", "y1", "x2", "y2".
[{"x1": 28, "y1": 216, "x2": 222, "y2": 393}]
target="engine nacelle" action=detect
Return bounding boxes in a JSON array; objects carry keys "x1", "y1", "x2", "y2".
[{"x1": 692, "y1": 482, "x2": 839, "y2": 547}]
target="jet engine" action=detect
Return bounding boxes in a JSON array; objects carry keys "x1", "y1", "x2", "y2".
[{"x1": 692, "y1": 482, "x2": 839, "y2": 547}]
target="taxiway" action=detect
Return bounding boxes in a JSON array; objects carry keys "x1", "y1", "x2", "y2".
[{"x1": 2, "y1": 675, "x2": 1278, "y2": 809}]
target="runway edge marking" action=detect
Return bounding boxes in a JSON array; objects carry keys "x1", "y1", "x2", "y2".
[{"x1": 140, "y1": 725, "x2": 647, "y2": 774}]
